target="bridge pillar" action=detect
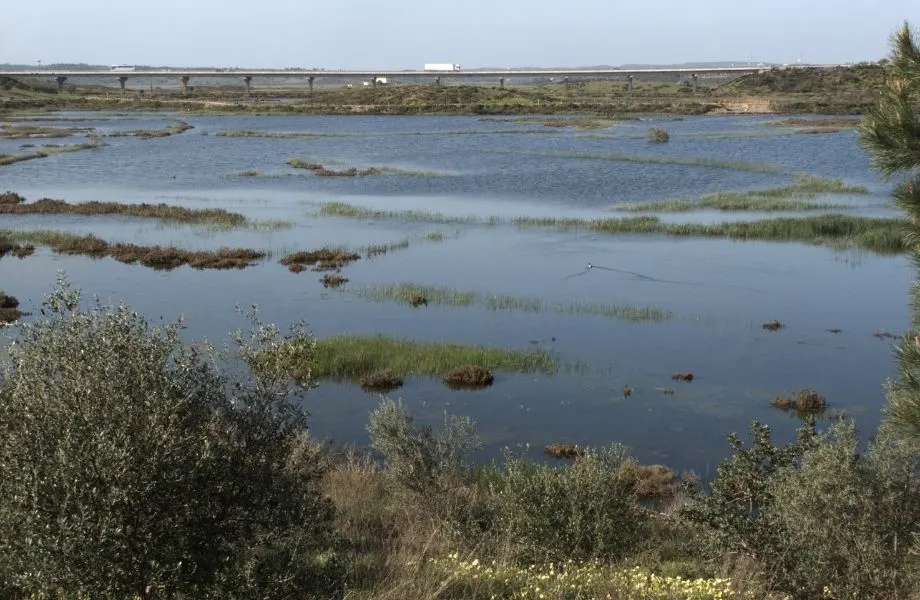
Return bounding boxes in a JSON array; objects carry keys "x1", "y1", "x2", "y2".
[
  {"x1": 243, "y1": 76, "x2": 252, "y2": 95},
  {"x1": 692, "y1": 73, "x2": 698, "y2": 93},
  {"x1": 627, "y1": 75, "x2": 633, "y2": 95},
  {"x1": 371, "y1": 76, "x2": 377, "y2": 88},
  {"x1": 308, "y1": 76, "x2": 314, "y2": 93},
  {"x1": 118, "y1": 76, "x2": 128, "y2": 94},
  {"x1": 499, "y1": 77, "x2": 505, "y2": 89},
  {"x1": 180, "y1": 76, "x2": 190, "y2": 94},
  {"x1": 56, "y1": 76, "x2": 67, "y2": 93}
]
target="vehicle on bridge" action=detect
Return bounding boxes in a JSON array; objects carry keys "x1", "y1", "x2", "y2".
[
  {"x1": 424, "y1": 63, "x2": 461, "y2": 72},
  {"x1": 109, "y1": 65, "x2": 136, "y2": 72}
]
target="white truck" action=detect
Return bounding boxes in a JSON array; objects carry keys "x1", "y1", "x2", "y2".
[{"x1": 424, "y1": 63, "x2": 461, "y2": 72}]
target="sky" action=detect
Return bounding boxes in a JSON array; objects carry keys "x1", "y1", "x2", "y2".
[{"x1": 1, "y1": 1, "x2": 917, "y2": 69}]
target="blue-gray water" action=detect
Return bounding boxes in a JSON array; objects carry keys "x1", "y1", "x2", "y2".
[{"x1": 0, "y1": 112, "x2": 908, "y2": 473}]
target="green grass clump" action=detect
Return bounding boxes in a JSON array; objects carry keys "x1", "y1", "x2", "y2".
[
  {"x1": 311, "y1": 334, "x2": 558, "y2": 380},
  {"x1": 0, "y1": 124, "x2": 81, "y2": 139},
  {"x1": 107, "y1": 120, "x2": 193, "y2": 138},
  {"x1": 353, "y1": 283, "x2": 671, "y2": 322},
  {"x1": 513, "y1": 213, "x2": 906, "y2": 254},
  {"x1": 615, "y1": 175, "x2": 868, "y2": 213},
  {"x1": 0, "y1": 141, "x2": 104, "y2": 166},
  {"x1": 319, "y1": 202, "x2": 491, "y2": 225},
  {"x1": 510, "y1": 150, "x2": 784, "y2": 174},
  {"x1": 0, "y1": 197, "x2": 247, "y2": 227}
]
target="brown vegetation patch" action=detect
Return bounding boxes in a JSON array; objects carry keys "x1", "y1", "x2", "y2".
[
  {"x1": 108, "y1": 244, "x2": 265, "y2": 270},
  {"x1": 827, "y1": 328, "x2": 842, "y2": 334},
  {"x1": 0, "y1": 191, "x2": 24, "y2": 205},
  {"x1": 287, "y1": 159, "x2": 325, "y2": 170},
  {"x1": 314, "y1": 167, "x2": 383, "y2": 177},
  {"x1": 658, "y1": 388, "x2": 677, "y2": 396},
  {"x1": 763, "y1": 320, "x2": 785, "y2": 331},
  {"x1": 10, "y1": 244, "x2": 34, "y2": 258},
  {"x1": 359, "y1": 369, "x2": 404, "y2": 392},
  {"x1": 238, "y1": 170, "x2": 261, "y2": 177},
  {"x1": 874, "y1": 330, "x2": 900, "y2": 340},
  {"x1": 321, "y1": 273, "x2": 349, "y2": 288},
  {"x1": 671, "y1": 372, "x2": 694, "y2": 382},
  {"x1": 108, "y1": 120, "x2": 193, "y2": 138},
  {"x1": 619, "y1": 460, "x2": 680, "y2": 500},
  {"x1": 544, "y1": 443, "x2": 584, "y2": 459},
  {"x1": 0, "y1": 291, "x2": 23, "y2": 325},
  {"x1": 771, "y1": 388, "x2": 827, "y2": 414},
  {"x1": 287, "y1": 264, "x2": 306, "y2": 273},
  {"x1": 0, "y1": 197, "x2": 246, "y2": 227},
  {"x1": 443, "y1": 365, "x2": 494, "y2": 389},
  {"x1": 280, "y1": 248, "x2": 361, "y2": 272},
  {"x1": 409, "y1": 293, "x2": 428, "y2": 308}
]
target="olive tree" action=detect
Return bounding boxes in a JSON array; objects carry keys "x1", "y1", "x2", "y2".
[{"x1": 0, "y1": 274, "x2": 339, "y2": 599}]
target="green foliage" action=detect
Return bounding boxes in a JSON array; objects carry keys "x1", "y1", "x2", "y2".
[
  {"x1": 492, "y1": 445, "x2": 646, "y2": 563},
  {"x1": 680, "y1": 421, "x2": 818, "y2": 579},
  {"x1": 367, "y1": 399, "x2": 481, "y2": 499},
  {"x1": 765, "y1": 422, "x2": 920, "y2": 599},
  {"x1": 0, "y1": 275, "x2": 340, "y2": 599},
  {"x1": 860, "y1": 22, "x2": 920, "y2": 440}
]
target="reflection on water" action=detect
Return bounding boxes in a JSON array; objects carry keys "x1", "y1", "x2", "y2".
[{"x1": 0, "y1": 111, "x2": 907, "y2": 471}]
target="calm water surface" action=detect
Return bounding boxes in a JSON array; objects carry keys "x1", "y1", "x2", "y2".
[{"x1": 0, "y1": 112, "x2": 908, "y2": 472}]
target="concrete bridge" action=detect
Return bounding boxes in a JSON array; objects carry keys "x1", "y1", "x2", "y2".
[{"x1": 0, "y1": 65, "x2": 815, "y2": 94}]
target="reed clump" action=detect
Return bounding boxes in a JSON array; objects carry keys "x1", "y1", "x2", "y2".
[
  {"x1": 544, "y1": 443, "x2": 584, "y2": 459},
  {"x1": 0, "y1": 191, "x2": 25, "y2": 205},
  {"x1": 359, "y1": 369, "x2": 404, "y2": 392},
  {"x1": 280, "y1": 248, "x2": 361, "y2": 272},
  {"x1": 672, "y1": 372, "x2": 694, "y2": 382},
  {"x1": 321, "y1": 273, "x2": 349, "y2": 288},
  {"x1": 763, "y1": 320, "x2": 785, "y2": 331},
  {"x1": 0, "y1": 291, "x2": 23, "y2": 325},
  {"x1": 771, "y1": 389, "x2": 827, "y2": 414},
  {"x1": 442, "y1": 364, "x2": 495, "y2": 389},
  {"x1": 108, "y1": 120, "x2": 193, "y2": 138}
]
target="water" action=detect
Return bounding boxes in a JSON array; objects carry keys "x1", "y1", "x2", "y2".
[{"x1": 0, "y1": 111, "x2": 909, "y2": 472}]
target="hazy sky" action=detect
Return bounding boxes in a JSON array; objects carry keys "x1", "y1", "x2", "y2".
[{"x1": 2, "y1": 1, "x2": 917, "y2": 68}]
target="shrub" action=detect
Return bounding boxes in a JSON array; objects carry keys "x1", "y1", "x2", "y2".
[
  {"x1": 760, "y1": 421, "x2": 920, "y2": 599},
  {"x1": 647, "y1": 127, "x2": 670, "y2": 142},
  {"x1": 0, "y1": 191, "x2": 24, "y2": 205},
  {"x1": 0, "y1": 275, "x2": 341, "y2": 599},
  {"x1": 492, "y1": 445, "x2": 646, "y2": 562}
]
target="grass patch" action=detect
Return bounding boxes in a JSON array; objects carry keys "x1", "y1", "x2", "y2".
[
  {"x1": 614, "y1": 175, "x2": 867, "y2": 213},
  {"x1": 217, "y1": 130, "x2": 346, "y2": 139},
  {"x1": 107, "y1": 120, "x2": 193, "y2": 138},
  {"x1": 319, "y1": 202, "x2": 494, "y2": 225},
  {"x1": 0, "y1": 124, "x2": 83, "y2": 138},
  {"x1": 280, "y1": 247, "x2": 360, "y2": 272},
  {"x1": 352, "y1": 283, "x2": 671, "y2": 322},
  {"x1": 768, "y1": 117, "x2": 861, "y2": 128},
  {"x1": 0, "y1": 229, "x2": 264, "y2": 270},
  {"x1": 0, "y1": 140, "x2": 105, "y2": 166},
  {"x1": 304, "y1": 334, "x2": 557, "y2": 381},
  {"x1": 508, "y1": 150, "x2": 785, "y2": 174},
  {"x1": 0, "y1": 196, "x2": 247, "y2": 228},
  {"x1": 763, "y1": 320, "x2": 785, "y2": 331},
  {"x1": 513, "y1": 213, "x2": 907, "y2": 254}
]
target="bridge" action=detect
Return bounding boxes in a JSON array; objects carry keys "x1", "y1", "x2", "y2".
[{"x1": 0, "y1": 65, "x2": 800, "y2": 94}]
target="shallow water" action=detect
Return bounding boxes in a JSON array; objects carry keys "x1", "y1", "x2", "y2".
[{"x1": 0, "y1": 111, "x2": 909, "y2": 471}]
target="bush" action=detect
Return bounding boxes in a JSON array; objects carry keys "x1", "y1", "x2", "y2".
[
  {"x1": 765, "y1": 421, "x2": 920, "y2": 599},
  {"x1": 683, "y1": 419, "x2": 920, "y2": 599},
  {"x1": 443, "y1": 364, "x2": 494, "y2": 388},
  {"x1": 492, "y1": 445, "x2": 646, "y2": 562},
  {"x1": 0, "y1": 275, "x2": 341, "y2": 599}
]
